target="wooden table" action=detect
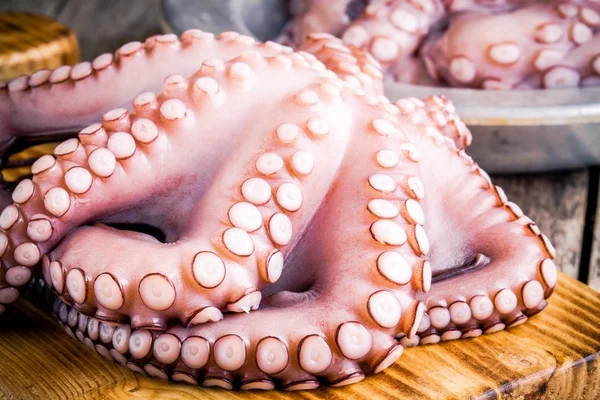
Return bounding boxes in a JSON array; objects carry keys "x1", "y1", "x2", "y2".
[
  {"x1": 1, "y1": 273, "x2": 598, "y2": 399},
  {"x1": 0, "y1": 1, "x2": 599, "y2": 399}
]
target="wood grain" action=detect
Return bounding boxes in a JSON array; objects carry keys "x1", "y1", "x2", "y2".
[
  {"x1": 0, "y1": 12, "x2": 79, "y2": 81},
  {"x1": 588, "y1": 172, "x2": 600, "y2": 291},
  {"x1": 0, "y1": 273, "x2": 598, "y2": 399},
  {"x1": 493, "y1": 171, "x2": 588, "y2": 280}
]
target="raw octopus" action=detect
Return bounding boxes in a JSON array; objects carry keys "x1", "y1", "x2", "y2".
[
  {"x1": 284, "y1": 0, "x2": 600, "y2": 89},
  {"x1": 0, "y1": 31, "x2": 556, "y2": 390}
]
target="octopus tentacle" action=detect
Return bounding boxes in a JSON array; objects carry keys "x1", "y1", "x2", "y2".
[
  {"x1": 422, "y1": 4, "x2": 599, "y2": 89},
  {"x1": 0, "y1": 31, "x2": 293, "y2": 139},
  {"x1": 0, "y1": 24, "x2": 559, "y2": 389},
  {"x1": 0, "y1": 29, "x2": 386, "y2": 142},
  {"x1": 341, "y1": 0, "x2": 445, "y2": 75},
  {"x1": 299, "y1": 32, "x2": 385, "y2": 95},
  {"x1": 0, "y1": 55, "x2": 360, "y2": 321},
  {"x1": 24, "y1": 91, "x2": 555, "y2": 390},
  {"x1": 396, "y1": 95, "x2": 472, "y2": 150},
  {"x1": 52, "y1": 295, "x2": 410, "y2": 390},
  {"x1": 42, "y1": 95, "x2": 433, "y2": 390},
  {"x1": 390, "y1": 116, "x2": 557, "y2": 346},
  {"x1": 555, "y1": 32, "x2": 600, "y2": 87},
  {"x1": 0, "y1": 31, "x2": 380, "y2": 202}
]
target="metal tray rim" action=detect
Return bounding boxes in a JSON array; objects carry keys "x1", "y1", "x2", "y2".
[{"x1": 384, "y1": 83, "x2": 600, "y2": 127}]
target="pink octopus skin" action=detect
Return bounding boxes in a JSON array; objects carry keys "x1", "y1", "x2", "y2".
[
  {"x1": 391, "y1": 56, "x2": 442, "y2": 85},
  {"x1": 0, "y1": 33, "x2": 294, "y2": 215},
  {"x1": 341, "y1": 0, "x2": 445, "y2": 75},
  {"x1": 421, "y1": 3, "x2": 600, "y2": 89},
  {"x1": 0, "y1": 32, "x2": 467, "y2": 321},
  {"x1": 0, "y1": 31, "x2": 384, "y2": 142},
  {"x1": 36, "y1": 90, "x2": 554, "y2": 389},
  {"x1": 552, "y1": 32, "x2": 600, "y2": 87},
  {"x1": 0, "y1": 32, "x2": 379, "y2": 216},
  {"x1": 0, "y1": 34, "x2": 554, "y2": 390},
  {"x1": 0, "y1": 35, "x2": 468, "y2": 321},
  {"x1": 298, "y1": 32, "x2": 385, "y2": 95},
  {"x1": 267, "y1": 0, "x2": 600, "y2": 90}
]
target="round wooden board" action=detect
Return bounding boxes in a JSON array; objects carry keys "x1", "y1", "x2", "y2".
[
  {"x1": 1, "y1": 273, "x2": 599, "y2": 399},
  {"x1": 0, "y1": 12, "x2": 79, "y2": 81}
]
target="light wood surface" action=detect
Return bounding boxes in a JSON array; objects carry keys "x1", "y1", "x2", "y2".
[
  {"x1": 0, "y1": 273, "x2": 598, "y2": 399},
  {"x1": 0, "y1": 12, "x2": 79, "y2": 81},
  {"x1": 588, "y1": 172, "x2": 600, "y2": 290}
]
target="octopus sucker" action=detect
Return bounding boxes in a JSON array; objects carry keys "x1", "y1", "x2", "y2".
[
  {"x1": 2, "y1": 54, "x2": 375, "y2": 329},
  {"x1": 421, "y1": 3, "x2": 600, "y2": 89},
  {"x1": 340, "y1": 0, "x2": 444, "y2": 76},
  {"x1": 0, "y1": 33, "x2": 556, "y2": 390},
  {"x1": 0, "y1": 29, "x2": 379, "y2": 175},
  {"x1": 281, "y1": 1, "x2": 600, "y2": 89},
  {"x1": 298, "y1": 33, "x2": 385, "y2": 95},
  {"x1": 398, "y1": 136, "x2": 556, "y2": 346}
]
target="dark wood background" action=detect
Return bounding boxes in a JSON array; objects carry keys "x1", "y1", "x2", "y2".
[{"x1": 0, "y1": 0, "x2": 598, "y2": 291}]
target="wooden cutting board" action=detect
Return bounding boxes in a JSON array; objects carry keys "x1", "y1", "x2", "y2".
[
  {"x1": 0, "y1": 12, "x2": 79, "y2": 82},
  {"x1": 0, "y1": 272, "x2": 599, "y2": 399}
]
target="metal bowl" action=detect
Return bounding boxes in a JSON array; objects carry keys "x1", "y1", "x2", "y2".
[{"x1": 161, "y1": 0, "x2": 600, "y2": 173}]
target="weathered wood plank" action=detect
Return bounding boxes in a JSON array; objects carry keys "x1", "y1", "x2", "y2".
[
  {"x1": 588, "y1": 172, "x2": 600, "y2": 291},
  {"x1": 493, "y1": 170, "x2": 588, "y2": 280},
  {"x1": 0, "y1": 273, "x2": 598, "y2": 399}
]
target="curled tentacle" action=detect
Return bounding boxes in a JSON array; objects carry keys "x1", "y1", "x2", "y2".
[
  {"x1": 421, "y1": 3, "x2": 599, "y2": 89},
  {"x1": 0, "y1": 31, "x2": 293, "y2": 139},
  {"x1": 0, "y1": 29, "x2": 378, "y2": 144},
  {"x1": 341, "y1": 0, "x2": 445, "y2": 75},
  {"x1": 296, "y1": 35, "x2": 471, "y2": 148},
  {"x1": 43, "y1": 93, "x2": 433, "y2": 389},
  {"x1": 556, "y1": 32, "x2": 600, "y2": 87},
  {"x1": 390, "y1": 114, "x2": 556, "y2": 346},
  {"x1": 40, "y1": 92, "x2": 555, "y2": 390},
  {"x1": 299, "y1": 32, "x2": 385, "y2": 95},
  {"x1": 0, "y1": 53, "x2": 361, "y2": 322}
]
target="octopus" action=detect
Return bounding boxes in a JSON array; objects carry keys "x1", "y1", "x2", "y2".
[
  {"x1": 282, "y1": 0, "x2": 600, "y2": 89},
  {"x1": 0, "y1": 31, "x2": 557, "y2": 391}
]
